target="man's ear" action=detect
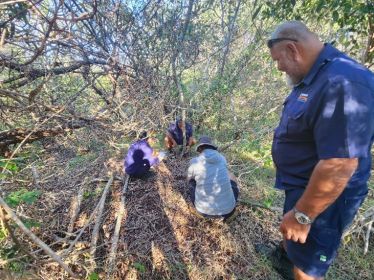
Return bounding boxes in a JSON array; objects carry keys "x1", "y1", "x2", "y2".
[{"x1": 286, "y1": 42, "x2": 300, "y2": 62}]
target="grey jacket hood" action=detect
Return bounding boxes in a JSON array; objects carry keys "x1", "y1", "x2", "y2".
[{"x1": 200, "y1": 149, "x2": 222, "y2": 164}]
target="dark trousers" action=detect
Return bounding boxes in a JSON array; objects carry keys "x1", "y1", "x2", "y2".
[{"x1": 125, "y1": 163, "x2": 151, "y2": 179}]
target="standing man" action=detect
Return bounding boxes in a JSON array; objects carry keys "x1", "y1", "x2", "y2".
[{"x1": 268, "y1": 21, "x2": 374, "y2": 279}]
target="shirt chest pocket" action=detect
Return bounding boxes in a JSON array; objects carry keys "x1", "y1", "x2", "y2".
[
  {"x1": 275, "y1": 98, "x2": 310, "y2": 139},
  {"x1": 286, "y1": 102, "x2": 308, "y2": 138}
]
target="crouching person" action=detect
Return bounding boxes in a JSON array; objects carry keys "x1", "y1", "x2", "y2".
[
  {"x1": 164, "y1": 117, "x2": 196, "y2": 153},
  {"x1": 187, "y1": 136, "x2": 239, "y2": 221},
  {"x1": 124, "y1": 131, "x2": 160, "y2": 179}
]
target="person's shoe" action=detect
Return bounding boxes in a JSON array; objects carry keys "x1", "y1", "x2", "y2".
[{"x1": 255, "y1": 243, "x2": 294, "y2": 280}]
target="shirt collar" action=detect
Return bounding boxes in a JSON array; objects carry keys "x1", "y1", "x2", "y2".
[{"x1": 298, "y1": 43, "x2": 340, "y2": 87}]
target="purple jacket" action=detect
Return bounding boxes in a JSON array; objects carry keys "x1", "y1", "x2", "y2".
[{"x1": 124, "y1": 139, "x2": 159, "y2": 175}]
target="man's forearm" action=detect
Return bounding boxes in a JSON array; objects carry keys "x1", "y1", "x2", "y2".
[{"x1": 295, "y1": 158, "x2": 358, "y2": 219}]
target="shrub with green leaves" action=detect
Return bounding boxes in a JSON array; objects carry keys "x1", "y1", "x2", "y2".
[
  {"x1": 0, "y1": 158, "x2": 20, "y2": 179},
  {"x1": 133, "y1": 262, "x2": 146, "y2": 273},
  {"x1": 5, "y1": 189, "x2": 41, "y2": 208}
]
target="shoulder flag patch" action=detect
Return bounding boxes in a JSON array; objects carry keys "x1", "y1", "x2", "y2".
[{"x1": 298, "y1": 93, "x2": 308, "y2": 102}]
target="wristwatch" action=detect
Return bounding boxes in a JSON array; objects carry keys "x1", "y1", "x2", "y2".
[{"x1": 293, "y1": 208, "x2": 314, "y2": 225}]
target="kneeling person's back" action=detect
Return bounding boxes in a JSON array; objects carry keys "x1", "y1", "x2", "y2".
[{"x1": 188, "y1": 142, "x2": 236, "y2": 216}]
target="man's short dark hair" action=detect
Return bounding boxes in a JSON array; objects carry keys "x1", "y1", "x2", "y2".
[{"x1": 197, "y1": 144, "x2": 216, "y2": 153}]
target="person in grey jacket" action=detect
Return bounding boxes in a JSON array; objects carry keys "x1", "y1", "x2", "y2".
[{"x1": 187, "y1": 136, "x2": 239, "y2": 220}]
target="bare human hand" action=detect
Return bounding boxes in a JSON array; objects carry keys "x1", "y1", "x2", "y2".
[{"x1": 279, "y1": 210, "x2": 311, "y2": 243}]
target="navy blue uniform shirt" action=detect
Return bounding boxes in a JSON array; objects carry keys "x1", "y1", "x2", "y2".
[
  {"x1": 168, "y1": 120, "x2": 193, "y2": 145},
  {"x1": 272, "y1": 44, "x2": 374, "y2": 193}
]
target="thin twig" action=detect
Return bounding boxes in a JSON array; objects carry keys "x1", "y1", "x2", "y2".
[{"x1": 364, "y1": 220, "x2": 373, "y2": 255}]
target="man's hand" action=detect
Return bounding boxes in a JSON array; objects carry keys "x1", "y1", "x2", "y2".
[
  {"x1": 280, "y1": 210, "x2": 311, "y2": 243},
  {"x1": 158, "y1": 151, "x2": 166, "y2": 161},
  {"x1": 172, "y1": 140, "x2": 177, "y2": 148}
]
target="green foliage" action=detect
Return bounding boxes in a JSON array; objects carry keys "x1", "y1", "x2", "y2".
[
  {"x1": 239, "y1": 138, "x2": 273, "y2": 169},
  {"x1": 133, "y1": 262, "x2": 146, "y2": 273},
  {"x1": 22, "y1": 218, "x2": 41, "y2": 229},
  {"x1": 83, "y1": 186, "x2": 104, "y2": 200},
  {"x1": 8, "y1": 260, "x2": 24, "y2": 273},
  {"x1": 88, "y1": 272, "x2": 100, "y2": 280},
  {"x1": 263, "y1": 198, "x2": 272, "y2": 209},
  {"x1": 0, "y1": 158, "x2": 20, "y2": 179},
  {"x1": 5, "y1": 189, "x2": 41, "y2": 208},
  {"x1": 262, "y1": 0, "x2": 373, "y2": 63},
  {"x1": 83, "y1": 190, "x2": 94, "y2": 199},
  {"x1": 0, "y1": 160, "x2": 19, "y2": 172},
  {"x1": 0, "y1": 246, "x2": 25, "y2": 273},
  {"x1": 0, "y1": 224, "x2": 8, "y2": 241},
  {"x1": 263, "y1": 189, "x2": 277, "y2": 208},
  {"x1": 171, "y1": 262, "x2": 187, "y2": 273}
]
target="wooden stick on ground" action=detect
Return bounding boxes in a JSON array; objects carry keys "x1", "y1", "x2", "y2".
[
  {"x1": 106, "y1": 175, "x2": 130, "y2": 278},
  {"x1": 0, "y1": 197, "x2": 78, "y2": 278},
  {"x1": 31, "y1": 164, "x2": 40, "y2": 189},
  {"x1": 364, "y1": 220, "x2": 373, "y2": 255},
  {"x1": 67, "y1": 179, "x2": 87, "y2": 234},
  {"x1": 90, "y1": 174, "x2": 114, "y2": 257}
]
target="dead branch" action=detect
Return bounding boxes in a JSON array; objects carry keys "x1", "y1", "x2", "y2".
[
  {"x1": 31, "y1": 163, "x2": 40, "y2": 189},
  {"x1": 0, "y1": 197, "x2": 77, "y2": 278},
  {"x1": 106, "y1": 175, "x2": 130, "y2": 278},
  {"x1": 0, "y1": 88, "x2": 27, "y2": 104},
  {"x1": 67, "y1": 179, "x2": 87, "y2": 234},
  {"x1": 219, "y1": 136, "x2": 243, "y2": 152},
  {"x1": 90, "y1": 175, "x2": 114, "y2": 257},
  {"x1": 0, "y1": 119, "x2": 94, "y2": 156},
  {"x1": 344, "y1": 206, "x2": 374, "y2": 237},
  {"x1": 1, "y1": 59, "x2": 107, "y2": 88}
]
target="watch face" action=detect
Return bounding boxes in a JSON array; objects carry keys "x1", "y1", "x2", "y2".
[{"x1": 295, "y1": 212, "x2": 311, "y2": 224}]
